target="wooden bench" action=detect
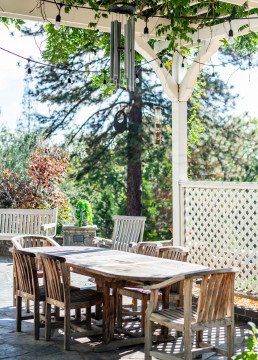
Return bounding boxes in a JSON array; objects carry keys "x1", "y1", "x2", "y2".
[{"x1": 0, "y1": 208, "x2": 58, "y2": 240}]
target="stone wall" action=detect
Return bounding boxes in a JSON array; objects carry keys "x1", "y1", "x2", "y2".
[{"x1": 0, "y1": 240, "x2": 12, "y2": 257}]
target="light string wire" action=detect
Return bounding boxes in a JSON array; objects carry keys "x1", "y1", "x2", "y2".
[{"x1": 0, "y1": 44, "x2": 255, "y2": 80}]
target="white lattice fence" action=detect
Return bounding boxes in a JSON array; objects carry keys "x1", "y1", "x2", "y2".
[{"x1": 180, "y1": 181, "x2": 258, "y2": 297}]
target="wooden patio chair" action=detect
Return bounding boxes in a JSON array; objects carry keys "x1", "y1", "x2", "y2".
[
  {"x1": 39, "y1": 253, "x2": 103, "y2": 350},
  {"x1": 94, "y1": 215, "x2": 146, "y2": 252},
  {"x1": 117, "y1": 242, "x2": 158, "y2": 335},
  {"x1": 157, "y1": 246, "x2": 189, "y2": 306},
  {"x1": 10, "y1": 248, "x2": 45, "y2": 340},
  {"x1": 12, "y1": 235, "x2": 60, "y2": 311},
  {"x1": 144, "y1": 268, "x2": 238, "y2": 360},
  {"x1": 117, "y1": 245, "x2": 188, "y2": 336}
]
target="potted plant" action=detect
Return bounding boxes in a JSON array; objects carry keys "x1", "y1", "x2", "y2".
[{"x1": 73, "y1": 200, "x2": 93, "y2": 227}]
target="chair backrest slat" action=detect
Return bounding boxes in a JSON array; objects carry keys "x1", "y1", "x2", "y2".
[
  {"x1": 158, "y1": 246, "x2": 189, "y2": 293},
  {"x1": 136, "y1": 242, "x2": 158, "y2": 257},
  {"x1": 112, "y1": 216, "x2": 146, "y2": 252},
  {"x1": 39, "y1": 253, "x2": 68, "y2": 305},
  {"x1": 11, "y1": 249, "x2": 38, "y2": 297},
  {"x1": 196, "y1": 270, "x2": 235, "y2": 323}
]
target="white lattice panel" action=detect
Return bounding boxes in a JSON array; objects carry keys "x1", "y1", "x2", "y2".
[{"x1": 180, "y1": 181, "x2": 258, "y2": 296}]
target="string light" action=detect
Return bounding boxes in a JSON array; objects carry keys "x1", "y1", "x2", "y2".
[
  {"x1": 68, "y1": 71, "x2": 72, "y2": 87},
  {"x1": 27, "y1": 59, "x2": 32, "y2": 78},
  {"x1": 103, "y1": 70, "x2": 107, "y2": 89},
  {"x1": 143, "y1": 17, "x2": 149, "y2": 42},
  {"x1": 54, "y1": 4, "x2": 63, "y2": 30},
  {"x1": 228, "y1": 20, "x2": 234, "y2": 45},
  {"x1": 212, "y1": 66, "x2": 215, "y2": 77},
  {"x1": 181, "y1": 56, "x2": 185, "y2": 68},
  {"x1": 160, "y1": 58, "x2": 163, "y2": 68},
  {"x1": 0, "y1": 46, "x2": 255, "y2": 90},
  {"x1": 135, "y1": 73, "x2": 140, "y2": 83}
]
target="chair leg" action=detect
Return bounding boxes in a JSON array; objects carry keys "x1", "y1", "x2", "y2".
[
  {"x1": 34, "y1": 300, "x2": 40, "y2": 340},
  {"x1": 26, "y1": 299, "x2": 30, "y2": 313},
  {"x1": 145, "y1": 318, "x2": 152, "y2": 360},
  {"x1": 13, "y1": 273, "x2": 16, "y2": 306},
  {"x1": 132, "y1": 298, "x2": 137, "y2": 312},
  {"x1": 75, "y1": 308, "x2": 81, "y2": 321},
  {"x1": 184, "y1": 327, "x2": 192, "y2": 360},
  {"x1": 141, "y1": 296, "x2": 148, "y2": 336},
  {"x1": 64, "y1": 307, "x2": 71, "y2": 351},
  {"x1": 227, "y1": 324, "x2": 234, "y2": 359},
  {"x1": 16, "y1": 296, "x2": 22, "y2": 332},
  {"x1": 117, "y1": 292, "x2": 122, "y2": 328},
  {"x1": 86, "y1": 306, "x2": 91, "y2": 330},
  {"x1": 45, "y1": 303, "x2": 51, "y2": 341}
]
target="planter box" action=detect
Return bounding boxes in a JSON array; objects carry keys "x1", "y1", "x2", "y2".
[{"x1": 63, "y1": 225, "x2": 97, "y2": 246}]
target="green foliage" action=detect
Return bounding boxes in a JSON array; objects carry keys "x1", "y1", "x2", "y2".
[
  {"x1": 42, "y1": 0, "x2": 258, "y2": 55},
  {"x1": 233, "y1": 322, "x2": 258, "y2": 360},
  {"x1": 74, "y1": 199, "x2": 93, "y2": 226},
  {"x1": 0, "y1": 17, "x2": 25, "y2": 30},
  {"x1": 0, "y1": 129, "x2": 40, "y2": 180}
]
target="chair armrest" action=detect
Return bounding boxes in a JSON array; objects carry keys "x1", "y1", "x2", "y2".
[
  {"x1": 41, "y1": 223, "x2": 56, "y2": 231},
  {"x1": 93, "y1": 237, "x2": 112, "y2": 247},
  {"x1": 47, "y1": 237, "x2": 60, "y2": 247}
]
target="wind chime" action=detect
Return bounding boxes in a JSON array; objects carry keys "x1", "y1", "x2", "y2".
[
  {"x1": 110, "y1": 3, "x2": 135, "y2": 92},
  {"x1": 154, "y1": 106, "x2": 162, "y2": 145}
]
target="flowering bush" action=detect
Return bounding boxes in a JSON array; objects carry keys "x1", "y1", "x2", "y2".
[{"x1": 0, "y1": 142, "x2": 70, "y2": 224}]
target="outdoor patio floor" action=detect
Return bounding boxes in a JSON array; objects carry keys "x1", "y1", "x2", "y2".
[{"x1": 0, "y1": 257, "x2": 249, "y2": 360}]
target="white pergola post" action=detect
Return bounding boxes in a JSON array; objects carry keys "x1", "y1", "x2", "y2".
[{"x1": 172, "y1": 101, "x2": 188, "y2": 246}]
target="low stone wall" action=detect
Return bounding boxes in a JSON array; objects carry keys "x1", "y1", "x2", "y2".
[
  {"x1": 0, "y1": 240, "x2": 12, "y2": 257},
  {"x1": 235, "y1": 305, "x2": 258, "y2": 326}
]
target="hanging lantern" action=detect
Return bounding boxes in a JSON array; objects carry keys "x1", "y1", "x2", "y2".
[
  {"x1": 154, "y1": 106, "x2": 162, "y2": 145},
  {"x1": 110, "y1": 4, "x2": 135, "y2": 92}
]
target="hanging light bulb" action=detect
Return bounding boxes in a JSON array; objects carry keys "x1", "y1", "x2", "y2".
[
  {"x1": 103, "y1": 78, "x2": 107, "y2": 90},
  {"x1": 181, "y1": 56, "x2": 185, "y2": 68},
  {"x1": 54, "y1": 4, "x2": 63, "y2": 31},
  {"x1": 143, "y1": 17, "x2": 149, "y2": 42},
  {"x1": 55, "y1": 13, "x2": 61, "y2": 30},
  {"x1": 27, "y1": 59, "x2": 32, "y2": 78},
  {"x1": 135, "y1": 73, "x2": 139, "y2": 84},
  {"x1": 212, "y1": 66, "x2": 215, "y2": 77},
  {"x1": 228, "y1": 20, "x2": 234, "y2": 45},
  {"x1": 68, "y1": 77, "x2": 72, "y2": 88}
]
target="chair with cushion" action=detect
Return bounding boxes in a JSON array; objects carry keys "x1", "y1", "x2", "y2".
[
  {"x1": 10, "y1": 248, "x2": 45, "y2": 340},
  {"x1": 12, "y1": 235, "x2": 60, "y2": 311},
  {"x1": 39, "y1": 253, "x2": 103, "y2": 350},
  {"x1": 94, "y1": 215, "x2": 146, "y2": 252},
  {"x1": 144, "y1": 268, "x2": 237, "y2": 360}
]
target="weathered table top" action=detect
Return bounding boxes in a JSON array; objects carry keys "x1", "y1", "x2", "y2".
[{"x1": 26, "y1": 246, "x2": 207, "y2": 282}]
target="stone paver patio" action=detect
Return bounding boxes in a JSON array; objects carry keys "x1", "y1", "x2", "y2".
[{"x1": 0, "y1": 257, "x2": 249, "y2": 359}]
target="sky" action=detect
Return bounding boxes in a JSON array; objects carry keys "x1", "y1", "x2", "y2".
[{"x1": 0, "y1": 20, "x2": 258, "y2": 133}]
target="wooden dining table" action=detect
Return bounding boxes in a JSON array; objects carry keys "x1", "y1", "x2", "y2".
[{"x1": 25, "y1": 246, "x2": 208, "y2": 350}]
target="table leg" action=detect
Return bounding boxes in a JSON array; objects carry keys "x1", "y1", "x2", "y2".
[
  {"x1": 102, "y1": 282, "x2": 114, "y2": 344},
  {"x1": 95, "y1": 280, "x2": 103, "y2": 320}
]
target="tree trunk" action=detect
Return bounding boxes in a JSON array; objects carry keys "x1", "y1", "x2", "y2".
[{"x1": 127, "y1": 69, "x2": 143, "y2": 216}]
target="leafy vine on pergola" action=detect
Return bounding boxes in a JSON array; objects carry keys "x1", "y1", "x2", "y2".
[{"x1": 38, "y1": 0, "x2": 258, "y2": 54}]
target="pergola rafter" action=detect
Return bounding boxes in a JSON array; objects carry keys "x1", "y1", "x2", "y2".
[{"x1": 0, "y1": 0, "x2": 257, "y2": 245}]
